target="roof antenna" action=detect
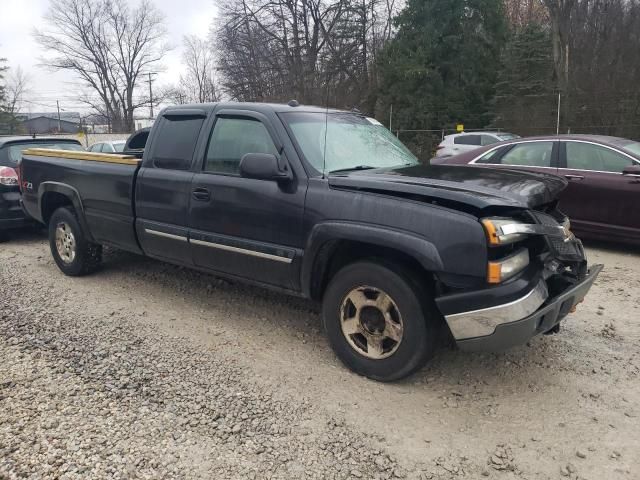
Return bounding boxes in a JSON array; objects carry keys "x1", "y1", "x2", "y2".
[{"x1": 321, "y1": 80, "x2": 330, "y2": 179}]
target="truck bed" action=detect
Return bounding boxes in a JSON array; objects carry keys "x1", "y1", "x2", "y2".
[{"x1": 20, "y1": 148, "x2": 142, "y2": 253}]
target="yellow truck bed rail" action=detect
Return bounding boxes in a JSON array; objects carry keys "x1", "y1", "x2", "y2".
[{"x1": 22, "y1": 148, "x2": 140, "y2": 166}]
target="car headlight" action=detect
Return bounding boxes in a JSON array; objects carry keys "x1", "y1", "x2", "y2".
[
  {"x1": 481, "y1": 217, "x2": 528, "y2": 245},
  {"x1": 488, "y1": 248, "x2": 529, "y2": 284}
]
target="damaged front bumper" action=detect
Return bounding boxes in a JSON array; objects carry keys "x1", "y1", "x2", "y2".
[{"x1": 438, "y1": 264, "x2": 603, "y2": 351}]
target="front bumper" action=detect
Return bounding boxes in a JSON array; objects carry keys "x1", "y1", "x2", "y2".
[{"x1": 444, "y1": 264, "x2": 603, "y2": 352}]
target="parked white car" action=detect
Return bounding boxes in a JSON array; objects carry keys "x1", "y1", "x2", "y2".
[
  {"x1": 88, "y1": 140, "x2": 126, "y2": 153},
  {"x1": 435, "y1": 131, "x2": 519, "y2": 157}
]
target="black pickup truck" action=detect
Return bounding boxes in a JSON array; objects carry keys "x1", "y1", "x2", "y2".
[{"x1": 19, "y1": 102, "x2": 602, "y2": 381}]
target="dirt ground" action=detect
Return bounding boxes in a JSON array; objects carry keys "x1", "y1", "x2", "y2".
[{"x1": 1, "y1": 232, "x2": 638, "y2": 479}]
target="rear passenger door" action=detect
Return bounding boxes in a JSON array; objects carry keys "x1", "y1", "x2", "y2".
[
  {"x1": 135, "y1": 109, "x2": 207, "y2": 264},
  {"x1": 188, "y1": 109, "x2": 306, "y2": 290}
]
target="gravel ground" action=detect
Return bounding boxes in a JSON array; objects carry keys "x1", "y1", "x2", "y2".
[{"x1": 1, "y1": 232, "x2": 639, "y2": 479}]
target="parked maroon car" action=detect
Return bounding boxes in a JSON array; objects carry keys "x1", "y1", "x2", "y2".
[{"x1": 432, "y1": 135, "x2": 640, "y2": 245}]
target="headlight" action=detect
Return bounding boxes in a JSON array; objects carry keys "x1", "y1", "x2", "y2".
[
  {"x1": 487, "y1": 248, "x2": 529, "y2": 283},
  {"x1": 481, "y1": 217, "x2": 528, "y2": 245}
]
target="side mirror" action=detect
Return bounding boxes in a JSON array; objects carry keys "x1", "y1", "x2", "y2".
[
  {"x1": 239, "y1": 153, "x2": 291, "y2": 181},
  {"x1": 622, "y1": 165, "x2": 640, "y2": 176}
]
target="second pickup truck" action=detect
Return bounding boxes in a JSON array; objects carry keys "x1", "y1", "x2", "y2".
[{"x1": 19, "y1": 102, "x2": 602, "y2": 381}]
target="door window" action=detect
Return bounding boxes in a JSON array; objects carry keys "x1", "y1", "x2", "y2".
[
  {"x1": 204, "y1": 117, "x2": 278, "y2": 175},
  {"x1": 89, "y1": 143, "x2": 102, "y2": 152},
  {"x1": 454, "y1": 135, "x2": 481, "y2": 146},
  {"x1": 151, "y1": 116, "x2": 205, "y2": 170},
  {"x1": 500, "y1": 142, "x2": 554, "y2": 167},
  {"x1": 565, "y1": 142, "x2": 634, "y2": 173},
  {"x1": 481, "y1": 135, "x2": 499, "y2": 146}
]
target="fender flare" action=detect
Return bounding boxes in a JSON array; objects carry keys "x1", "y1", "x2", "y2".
[
  {"x1": 38, "y1": 182, "x2": 95, "y2": 243},
  {"x1": 301, "y1": 221, "x2": 444, "y2": 298}
]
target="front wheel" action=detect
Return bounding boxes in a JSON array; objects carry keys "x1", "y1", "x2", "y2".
[
  {"x1": 48, "y1": 207, "x2": 102, "y2": 276},
  {"x1": 322, "y1": 261, "x2": 439, "y2": 382}
]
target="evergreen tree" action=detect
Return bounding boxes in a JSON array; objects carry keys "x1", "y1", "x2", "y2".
[
  {"x1": 377, "y1": 0, "x2": 507, "y2": 135},
  {"x1": 491, "y1": 23, "x2": 556, "y2": 135}
]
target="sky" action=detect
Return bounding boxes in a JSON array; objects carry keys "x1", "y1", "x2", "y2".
[{"x1": 0, "y1": 0, "x2": 218, "y2": 116}]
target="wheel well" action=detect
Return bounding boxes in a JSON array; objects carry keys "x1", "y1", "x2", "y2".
[
  {"x1": 41, "y1": 192, "x2": 74, "y2": 225},
  {"x1": 310, "y1": 240, "x2": 437, "y2": 301}
]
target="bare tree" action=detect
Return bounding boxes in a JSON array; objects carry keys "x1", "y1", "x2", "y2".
[
  {"x1": 4, "y1": 66, "x2": 32, "y2": 115},
  {"x1": 213, "y1": 0, "x2": 398, "y2": 110},
  {"x1": 180, "y1": 35, "x2": 219, "y2": 103},
  {"x1": 542, "y1": 0, "x2": 575, "y2": 94},
  {"x1": 34, "y1": 0, "x2": 169, "y2": 132}
]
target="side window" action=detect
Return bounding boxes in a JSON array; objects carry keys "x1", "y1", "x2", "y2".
[
  {"x1": 204, "y1": 117, "x2": 278, "y2": 175},
  {"x1": 481, "y1": 135, "x2": 499, "y2": 146},
  {"x1": 151, "y1": 116, "x2": 205, "y2": 170},
  {"x1": 454, "y1": 135, "x2": 481, "y2": 146},
  {"x1": 565, "y1": 142, "x2": 633, "y2": 173},
  {"x1": 500, "y1": 142, "x2": 554, "y2": 167},
  {"x1": 475, "y1": 148, "x2": 503, "y2": 164},
  {"x1": 103, "y1": 144, "x2": 114, "y2": 153},
  {"x1": 89, "y1": 143, "x2": 102, "y2": 152}
]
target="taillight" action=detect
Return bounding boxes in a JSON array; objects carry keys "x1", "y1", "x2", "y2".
[{"x1": 0, "y1": 166, "x2": 18, "y2": 186}]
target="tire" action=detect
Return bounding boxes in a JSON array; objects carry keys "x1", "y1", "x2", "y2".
[
  {"x1": 322, "y1": 261, "x2": 439, "y2": 382},
  {"x1": 48, "y1": 207, "x2": 102, "y2": 276}
]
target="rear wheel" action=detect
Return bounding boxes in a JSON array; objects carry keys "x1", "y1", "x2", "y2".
[
  {"x1": 322, "y1": 261, "x2": 439, "y2": 382},
  {"x1": 48, "y1": 207, "x2": 102, "y2": 276}
]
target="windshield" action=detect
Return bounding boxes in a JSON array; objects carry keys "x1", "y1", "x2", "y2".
[
  {"x1": 7, "y1": 142, "x2": 84, "y2": 164},
  {"x1": 621, "y1": 141, "x2": 640, "y2": 157},
  {"x1": 282, "y1": 112, "x2": 418, "y2": 174}
]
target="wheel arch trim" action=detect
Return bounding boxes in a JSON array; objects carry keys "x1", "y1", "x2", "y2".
[
  {"x1": 301, "y1": 221, "x2": 444, "y2": 299},
  {"x1": 38, "y1": 182, "x2": 95, "y2": 243}
]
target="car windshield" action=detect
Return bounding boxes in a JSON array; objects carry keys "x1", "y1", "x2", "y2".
[
  {"x1": 620, "y1": 141, "x2": 640, "y2": 157},
  {"x1": 7, "y1": 142, "x2": 84, "y2": 164},
  {"x1": 113, "y1": 142, "x2": 126, "y2": 152},
  {"x1": 496, "y1": 133, "x2": 520, "y2": 141},
  {"x1": 282, "y1": 112, "x2": 418, "y2": 174}
]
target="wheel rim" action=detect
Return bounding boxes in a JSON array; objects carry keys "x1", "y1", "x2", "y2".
[
  {"x1": 55, "y1": 222, "x2": 76, "y2": 264},
  {"x1": 340, "y1": 286, "x2": 404, "y2": 360}
]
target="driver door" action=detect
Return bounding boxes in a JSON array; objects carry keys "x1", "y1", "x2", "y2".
[{"x1": 189, "y1": 111, "x2": 306, "y2": 290}]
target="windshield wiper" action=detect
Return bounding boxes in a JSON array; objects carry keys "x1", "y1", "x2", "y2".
[{"x1": 329, "y1": 165, "x2": 377, "y2": 174}]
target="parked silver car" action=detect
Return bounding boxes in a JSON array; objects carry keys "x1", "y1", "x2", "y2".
[
  {"x1": 88, "y1": 140, "x2": 126, "y2": 153},
  {"x1": 435, "y1": 131, "x2": 519, "y2": 157}
]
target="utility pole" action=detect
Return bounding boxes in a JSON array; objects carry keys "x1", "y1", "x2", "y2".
[
  {"x1": 556, "y1": 92, "x2": 561, "y2": 135},
  {"x1": 145, "y1": 72, "x2": 158, "y2": 119},
  {"x1": 56, "y1": 100, "x2": 62, "y2": 132}
]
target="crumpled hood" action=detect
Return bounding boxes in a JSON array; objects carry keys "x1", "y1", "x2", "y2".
[{"x1": 327, "y1": 164, "x2": 568, "y2": 210}]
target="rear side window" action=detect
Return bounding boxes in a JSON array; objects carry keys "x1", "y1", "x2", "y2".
[
  {"x1": 204, "y1": 117, "x2": 278, "y2": 175},
  {"x1": 475, "y1": 148, "x2": 503, "y2": 164},
  {"x1": 454, "y1": 135, "x2": 481, "y2": 146},
  {"x1": 500, "y1": 142, "x2": 554, "y2": 167},
  {"x1": 152, "y1": 116, "x2": 205, "y2": 170}
]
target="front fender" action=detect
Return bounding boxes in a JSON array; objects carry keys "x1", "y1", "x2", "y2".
[{"x1": 301, "y1": 221, "x2": 444, "y2": 298}]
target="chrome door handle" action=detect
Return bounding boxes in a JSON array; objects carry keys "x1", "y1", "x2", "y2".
[{"x1": 564, "y1": 174, "x2": 584, "y2": 181}]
